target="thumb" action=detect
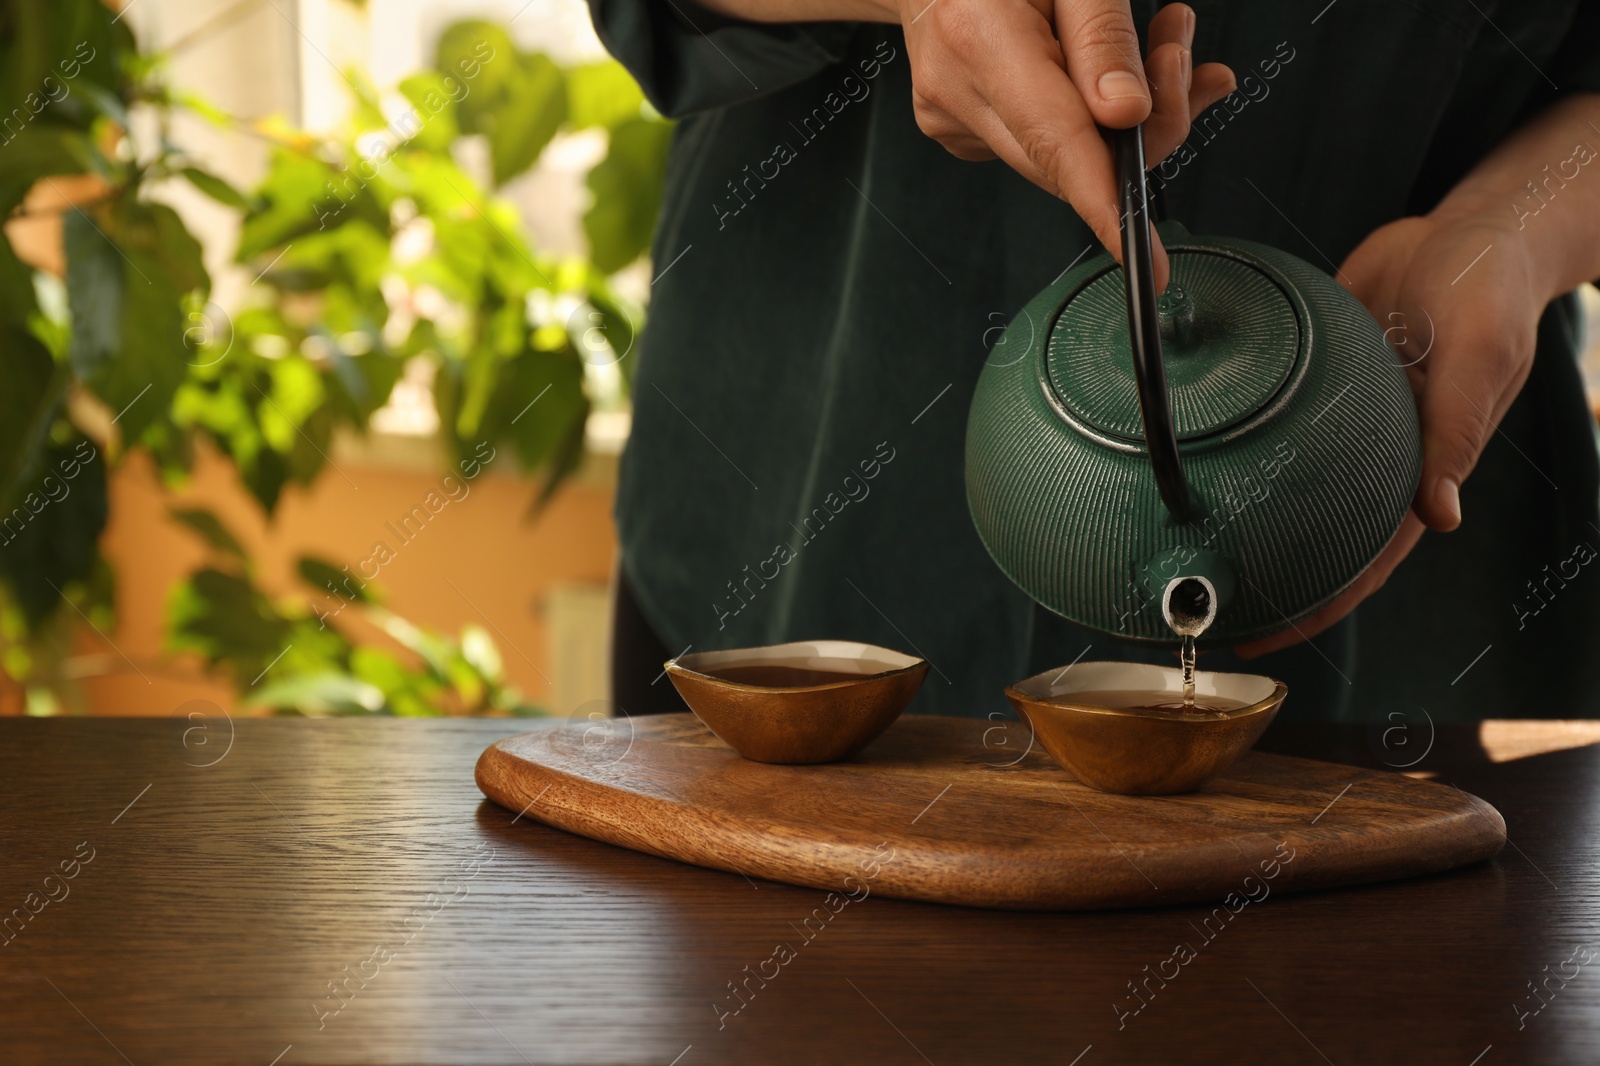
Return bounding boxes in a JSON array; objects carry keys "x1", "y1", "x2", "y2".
[{"x1": 1055, "y1": 0, "x2": 1152, "y2": 128}]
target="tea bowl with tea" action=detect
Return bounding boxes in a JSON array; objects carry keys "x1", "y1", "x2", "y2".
[
  {"x1": 1005, "y1": 659, "x2": 1287, "y2": 795},
  {"x1": 664, "y1": 640, "x2": 929, "y2": 764}
]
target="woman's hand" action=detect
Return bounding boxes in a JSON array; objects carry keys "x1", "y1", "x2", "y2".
[
  {"x1": 1236, "y1": 209, "x2": 1543, "y2": 658},
  {"x1": 1343, "y1": 212, "x2": 1543, "y2": 531},
  {"x1": 1237, "y1": 93, "x2": 1600, "y2": 659},
  {"x1": 896, "y1": 0, "x2": 1235, "y2": 289},
  {"x1": 690, "y1": 0, "x2": 1234, "y2": 286}
]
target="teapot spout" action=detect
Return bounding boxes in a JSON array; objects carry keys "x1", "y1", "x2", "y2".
[{"x1": 1162, "y1": 575, "x2": 1217, "y2": 639}]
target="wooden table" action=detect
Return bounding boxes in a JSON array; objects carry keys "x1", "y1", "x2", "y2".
[{"x1": 1, "y1": 716, "x2": 1595, "y2": 1065}]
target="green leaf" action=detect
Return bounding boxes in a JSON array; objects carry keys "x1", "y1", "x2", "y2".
[
  {"x1": 435, "y1": 20, "x2": 516, "y2": 132},
  {"x1": 170, "y1": 90, "x2": 234, "y2": 130},
  {"x1": 267, "y1": 220, "x2": 391, "y2": 296},
  {"x1": 485, "y1": 54, "x2": 566, "y2": 186},
  {"x1": 266, "y1": 356, "x2": 326, "y2": 434},
  {"x1": 349, "y1": 646, "x2": 437, "y2": 717},
  {"x1": 0, "y1": 2, "x2": 64, "y2": 116},
  {"x1": 181, "y1": 166, "x2": 253, "y2": 210},
  {"x1": 0, "y1": 0, "x2": 123, "y2": 136},
  {"x1": 583, "y1": 117, "x2": 672, "y2": 272},
  {"x1": 241, "y1": 151, "x2": 335, "y2": 253},
  {"x1": 480, "y1": 347, "x2": 589, "y2": 489},
  {"x1": 69, "y1": 80, "x2": 129, "y2": 131},
  {"x1": 166, "y1": 567, "x2": 294, "y2": 680},
  {"x1": 583, "y1": 285, "x2": 638, "y2": 387},
  {"x1": 63, "y1": 208, "x2": 122, "y2": 379},
  {"x1": 297, "y1": 556, "x2": 375, "y2": 603},
  {"x1": 527, "y1": 409, "x2": 587, "y2": 514},
  {"x1": 0, "y1": 229, "x2": 41, "y2": 324},
  {"x1": 350, "y1": 645, "x2": 411, "y2": 690},
  {"x1": 284, "y1": 404, "x2": 337, "y2": 488},
  {"x1": 343, "y1": 67, "x2": 388, "y2": 134},
  {"x1": 323, "y1": 347, "x2": 401, "y2": 423},
  {"x1": 168, "y1": 506, "x2": 246, "y2": 561},
  {"x1": 69, "y1": 200, "x2": 211, "y2": 442},
  {"x1": 245, "y1": 671, "x2": 386, "y2": 715},
  {"x1": 0, "y1": 346, "x2": 62, "y2": 512},
  {"x1": 368, "y1": 606, "x2": 454, "y2": 680},
  {"x1": 0, "y1": 126, "x2": 90, "y2": 217},
  {"x1": 237, "y1": 440, "x2": 291, "y2": 515},
  {"x1": 0, "y1": 236, "x2": 64, "y2": 506},
  {"x1": 565, "y1": 61, "x2": 645, "y2": 130},
  {"x1": 410, "y1": 209, "x2": 493, "y2": 305},
  {"x1": 459, "y1": 623, "x2": 502, "y2": 683},
  {"x1": 133, "y1": 201, "x2": 210, "y2": 293},
  {"x1": 248, "y1": 355, "x2": 340, "y2": 493},
  {"x1": 0, "y1": 438, "x2": 108, "y2": 627},
  {"x1": 395, "y1": 72, "x2": 462, "y2": 153},
  {"x1": 237, "y1": 150, "x2": 386, "y2": 262}
]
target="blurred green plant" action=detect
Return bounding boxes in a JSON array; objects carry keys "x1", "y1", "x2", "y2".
[
  {"x1": 0, "y1": 0, "x2": 669, "y2": 714},
  {"x1": 166, "y1": 505, "x2": 540, "y2": 716}
]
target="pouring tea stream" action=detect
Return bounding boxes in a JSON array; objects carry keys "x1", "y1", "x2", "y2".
[{"x1": 1163, "y1": 575, "x2": 1217, "y2": 707}]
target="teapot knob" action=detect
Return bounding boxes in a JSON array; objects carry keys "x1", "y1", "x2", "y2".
[{"x1": 1157, "y1": 285, "x2": 1197, "y2": 350}]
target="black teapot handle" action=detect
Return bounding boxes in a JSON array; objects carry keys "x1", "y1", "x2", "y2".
[{"x1": 1114, "y1": 125, "x2": 1192, "y2": 521}]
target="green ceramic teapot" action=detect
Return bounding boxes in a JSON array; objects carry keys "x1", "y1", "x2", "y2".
[{"x1": 965, "y1": 127, "x2": 1422, "y2": 645}]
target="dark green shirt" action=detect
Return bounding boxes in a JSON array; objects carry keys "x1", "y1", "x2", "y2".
[{"x1": 591, "y1": 0, "x2": 1600, "y2": 722}]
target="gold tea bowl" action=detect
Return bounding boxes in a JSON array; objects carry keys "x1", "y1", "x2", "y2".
[
  {"x1": 665, "y1": 640, "x2": 929, "y2": 764},
  {"x1": 1005, "y1": 661, "x2": 1287, "y2": 795}
]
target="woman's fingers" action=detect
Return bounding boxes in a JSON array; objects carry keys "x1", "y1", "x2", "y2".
[
  {"x1": 1189, "y1": 61, "x2": 1237, "y2": 115},
  {"x1": 985, "y1": 62, "x2": 1177, "y2": 286},
  {"x1": 1142, "y1": 42, "x2": 1192, "y2": 162},
  {"x1": 1145, "y1": 1, "x2": 1192, "y2": 53},
  {"x1": 1146, "y1": 55, "x2": 1237, "y2": 163},
  {"x1": 1415, "y1": 336, "x2": 1533, "y2": 531},
  {"x1": 905, "y1": 0, "x2": 1243, "y2": 289},
  {"x1": 977, "y1": 52, "x2": 1173, "y2": 288},
  {"x1": 1142, "y1": 5, "x2": 1194, "y2": 160}
]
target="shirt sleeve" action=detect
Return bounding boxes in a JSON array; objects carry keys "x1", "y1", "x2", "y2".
[
  {"x1": 587, "y1": 0, "x2": 861, "y2": 118},
  {"x1": 1550, "y1": 2, "x2": 1600, "y2": 94}
]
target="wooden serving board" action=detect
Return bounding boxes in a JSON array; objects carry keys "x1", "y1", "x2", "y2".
[{"x1": 475, "y1": 713, "x2": 1505, "y2": 910}]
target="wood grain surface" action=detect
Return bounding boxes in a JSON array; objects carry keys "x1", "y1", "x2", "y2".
[
  {"x1": 1, "y1": 717, "x2": 1597, "y2": 1065},
  {"x1": 475, "y1": 714, "x2": 1505, "y2": 910}
]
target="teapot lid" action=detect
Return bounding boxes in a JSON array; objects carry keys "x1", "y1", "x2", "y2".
[{"x1": 1047, "y1": 231, "x2": 1301, "y2": 443}]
